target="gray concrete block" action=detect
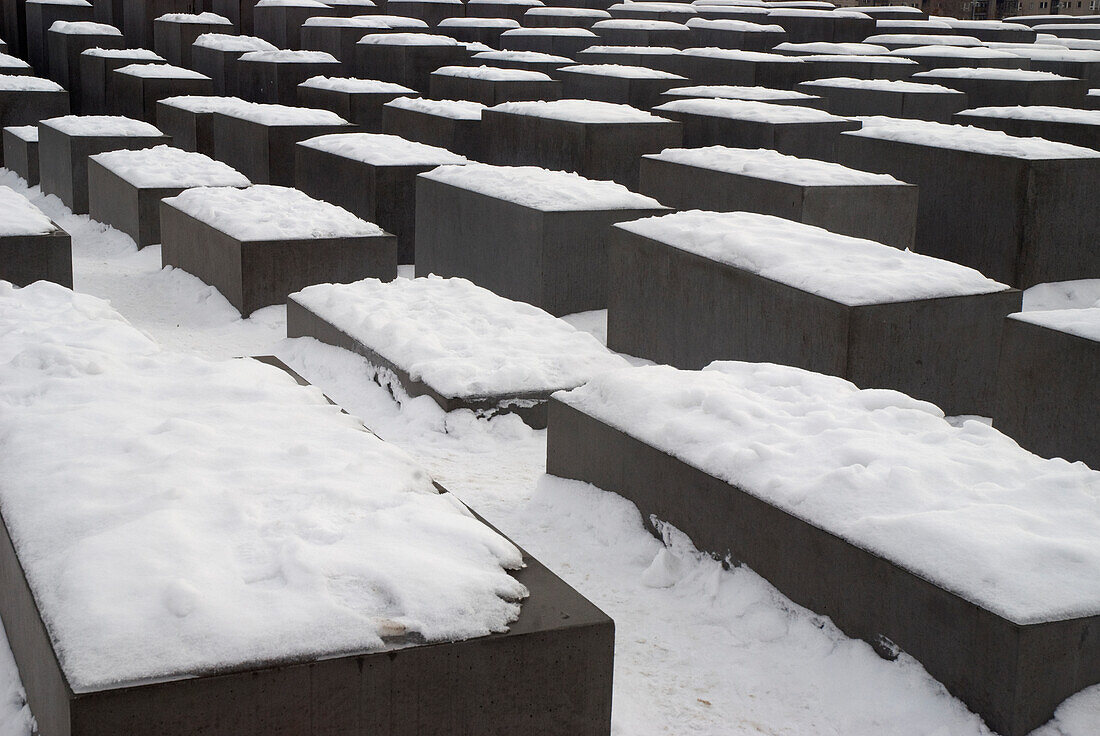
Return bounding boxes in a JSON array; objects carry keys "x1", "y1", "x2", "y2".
[
  {"x1": 767, "y1": 11, "x2": 876, "y2": 43},
  {"x1": 253, "y1": 0, "x2": 335, "y2": 49},
  {"x1": 79, "y1": 48, "x2": 165, "y2": 115},
  {"x1": 953, "y1": 108, "x2": 1100, "y2": 150},
  {"x1": 672, "y1": 49, "x2": 809, "y2": 89},
  {"x1": 500, "y1": 27, "x2": 599, "y2": 56},
  {"x1": 471, "y1": 48, "x2": 574, "y2": 76},
  {"x1": 297, "y1": 78, "x2": 417, "y2": 130},
  {"x1": 558, "y1": 64, "x2": 685, "y2": 109},
  {"x1": 238, "y1": 52, "x2": 344, "y2": 105},
  {"x1": 912, "y1": 70, "x2": 1090, "y2": 109},
  {"x1": 212, "y1": 0, "x2": 257, "y2": 34},
  {"x1": 385, "y1": 0, "x2": 463, "y2": 26},
  {"x1": 800, "y1": 54, "x2": 918, "y2": 81},
  {"x1": 300, "y1": 17, "x2": 394, "y2": 73},
  {"x1": 466, "y1": 0, "x2": 541, "y2": 23},
  {"x1": 45, "y1": 25, "x2": 122, "y2": 97},
  {"x1": 380, "y1": 98, "x2": 485, "y2": 158},
  {"x1": 0, "y1": 83, "x2": 69, "y2": 134},
  {"x1": 796, "y1": 79, "x2": 967, "y2": 122},
  {"x1": 211, "y1": 108, "x2": 353, "y2": 185},
  {"x1": 523, "y1": 7, "x2": 611, "y2": 29},
  {"x1": 0, "y1": 226, "x2": 71, "y2": 287},
  {"x1": 354, "y1": 36, "x2": 469, "y2": 94},
  {"x1": 573, "y1": 45, "x2": 682, "y2": 73},
  {"x1": 436, "y1": 17, "x2": 520, "y2": 48},
  {"x1": 121, "y1": 0, "x2": 196, "y2": 49},
  {"x1": 110, "y1": 65, "x2": 214, "y2": 122},
  {"x1": 429, "y1": 67, "x2": 562, "y2": 105},
  {"x1": 2, "y1": 124, "x2": 39, "y2": 183},
  {"x1": 686, "y1": 22, "x2": 787, "y2": 52},
  {"x1": 25, "y1": 0, "x2": 93, "y2": 76},
  {"x1": 153, "y1": 14, "x2": 234, "y2": 68},
  {"x1": 993, "y1": 314, "x2": 1100, "y2": 470},
  {"x1": 657, "y1": 85, "x2": 829, "y2": 110},
  {"x1": 590, "y1": 20, "x2": 692, "y2": 50}
]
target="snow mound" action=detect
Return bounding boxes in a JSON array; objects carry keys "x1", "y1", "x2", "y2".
[
  {"x1": 193, "y1": 33, "x2": 277, "y2": 52},
  {"x1": 0, "y1": 186, "x2": 57, "y2": 236},
  {"x1": 384, "y1": 96, "x2": 485, "y2": 120},
  {"x1": 849, "y1": 116, "x2": 1100, "y2": 159},
  {"x1": 89, "y1": 146, "x2": 250, "y2": 189},
  {"x1": 1011, "y1": 307, "x2": 1100, "y2": 343},
  {"x1": 490, "y1": 99, "x2": 670, "y2": 123},
  {"x1": 649, "y1": 146, "x2": 903, "y2": 186},
  {"x1": 432, "y1": 65, "x2": 553, "y2": 81},
  {"x1": 654, "y1": 97, "x2": 849, "y2": 123},
  {"x1": 300, "y1": 76, "x2": 416, "y2": 93},
  {"x1": 42, "y1": 115, "x2": 162, "y2": 137},
  {"x1": 300, "y1": 133, "x2": 467, "y2": 166}
]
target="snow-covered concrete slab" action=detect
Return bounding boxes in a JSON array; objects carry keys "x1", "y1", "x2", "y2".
[
  {"x1": 686, "y1": 17, "x2": 787, "y2": 51},
  {"x1": 837, "y1": 116, "x2": 1100, "y2": 287},
  {"x1": 111, "y1": 63, "x2": 214, "y2": 123},
  {"x1": 574, "y1": 44, "x2": 684, "y2": 73},
  {"x1": 77, "y1": 47, "x2": 162, "y2": 115},
  {"x1": 299, "y1": 16, "x2": 394, "y2": 74},
  {"x1": 912, "y1": 66, "x2": 1090, "y2": 109},
  {"x1": 639, "y1": 146, "x2": 917, "y2": 248},
  {"x1": 429, "y1": 64, "x2": 562, "y2": 105},
  {"x1": 436, "y1": 16, "x2": 520, "y2": 47},
  {"x1": 558, "y1": 63, "x2": 686, "y2": 108},
  {"x1": 953, "y1": 104, "x2": 1100, "y2": 150},
  {"x1": 415, "y1": 162, "x2": 670, "y2": 315},
  {"x1": 658, "y1": 82, "x2": 827, "y2": 108},
  {"x1": 45, "y1": 20, "x2": 122, "y2": 95},
  {"x1": 354, "y1": 32, "x2": 469, "y2": 95},
  {"x1": 2, "y1": 124, "x2": 40, "y2": 184},
  {"x1": 0, "y1": 52, "x2": 33, "y2": 76},
  {"x1": 796, "y1": 76, "x2": 967, "y2": 122},
  {"x1": 767, "y1": 7, "x2": 875, "y2": 43},
  {"x1": 253, "y1": 0, "x2": 335, "y2": 49},
  {"x1": 545, "y1": 357, "x2": 1100, "y2": 736},
  {"x1": 524, "y1": 6, "x2": 611, "y2": 29},
  {"x1": 0, "y1": 75, "x2": 69, "y2": 141},
  {"x1": 591, "y1": 18, "x2": 692, "y2": 49},
  {"x1": 0, "y1": 185, "x2": 70, "y2": 286},
  {"x1": 237, "y1": 49, "x2": 343, "y2": 106},
  {"x1": 152, "y1": 11, "x2": 233, "y2": 68},
  {"x1": 472, "y1": 48, "x2": 574, "y2": 76},
  {"x1": 191, "y1": 33, "x2": 277, "y2": 97},
  {"x1": 501, "y1": 25, "x2": 599, "y2": 56},
  {"x1": 25, "y1": 0, "x2": 92, "y2": 78},
  {"x1": 288, "y1": 276, "x2": 629, "y2": 425},
  {"x1": 381, "y1": 96, "x2": 486, "y2": 159},
  {"x1": 887, "y1": 44, "x2": 1032, "y2": 71},
  {"x1": 799, "y1": 52, "x2": 918, "y2": 81},
  {"x1": 674, "y1": 47, "x2": 808, "y2": 88},
  {"x1": 118, "y1": 0, "x2": 189, "y2": 48},
  {"x1": 0, "y1": 280, "x2": 613, "y2": 736},
  {"x1": 297, "y1": 75, "x2": 417, "y2": 130}
]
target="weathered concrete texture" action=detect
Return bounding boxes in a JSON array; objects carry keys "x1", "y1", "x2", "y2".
[
  {"x1": 801, "y1": 56, "x2": 918, "y2": 81},
  {"x1": 295, "y1": 139, "x2": 458, "y2": 263},
  {"x1": 796, "y1": 81, "x2": 967, "y2": 122},
  {"x1": 122, "y1": 0, "x2": 197, "y2": 49},
  {"x1": 45, "y1": 26, "x2": 122, "y2": 97},
  {"x1": 37, "y1": 119, "x2": 170, "y2": 214},
  {"x1": 0, "y1": 85, "x2": 69, "y2": 135},
  {"x1": 558, "y1": 66, "x2": 685, "y2": 109},
  {"x1": 768, "y1": 12, "x2": 876, "y2": 43},
  {"x1": 687, "y1": 24, "x2": 786, "y2": 51},
  {"x1": 80, "y1": 49, "x2": 165, "y2": 115},
  {"x1": 837, "y1": 131, "x2": 1100, "y2": 288},
  {"x1": 300, "y1": 19, "x2": 393, "y2": 73},
  {"x1": 0, "y1": 228, "x2": 71, "y2": 287},
  {"x1": 254, "y1": 1, "x2": 335, "y2": 49},
  {"x1": 430, "y1": 70, "x2": 562, "y2": 105},
  {"x1": 110, "y1": 68, "x2": 214, "y2": 123},
  {"x1": 381, "y1": 102, "x2": 484, "y2": 159},
  {"x1": 591, "y1": 23, "x2": 691, "y2": 50},
  {"x1": 354, "y1": 39, "x2": 469, "y2": 95},
  {"x1": 0, "y1": 396, "x2": 614, "y2": 736},
  {"x1": 638, "y1": 154, "x2": 918, "y2": 249},
  {"x1": 544, "y1": 395, "x2": 1098, "y2": 736},
  {"x1": 288, "y1": 296, "x2": 553, "y2": 426},
  {"x1": 212, "y1": 111, "x2": 353, "y2": 185},
  {"x1": 160, "y1": 198, "x2": 398, "y2": 315},
  {"x1": 482, "y1": 106, "x2": 681, "y2": 188},
  {"x1": 415, "y1": 174, "x2": 671, "y2": 315},
  {"x1": 953, "y1": 110, "x2": 1100, "y2": 150},
  {"x1": 238, "y1": 55, "x2": 344, "y2": 105},
  {"x1": 605, "y1": 224, "x2": 1020, "y2": 415},
  {"x1": 212, "y1": 0, "x2": 257, "y2": 34},
  {"x1": 500, "y1": 28, "x2": 598, "y2": 56},
  {"x1": 25, "y1": 0, "x2": 93, "y2": 76},
  {"x1": 994, "y1": 316, "x2": 1100, "y2": 470},
  {"x1": 153, "y1": 15, "x2": 234, "y2": 68},
  {"x1": 912, "y1": 71, "x2": 1090, "y2": 109},
  {"x1": 385, "y1": 0, "x2": 464, "y2": 26},
  {"x1": 656, "y1": 105, "x2": 859, "y2": 160},
  {"x1": 2, "y1": 125, "x2": 39, "y2": 184},
  {"x1": 672, "y1": 50, "x2": 808, "y2": 89},
  {"x1": 297, "y1": 82, "x2": 416, "y2": 130}
]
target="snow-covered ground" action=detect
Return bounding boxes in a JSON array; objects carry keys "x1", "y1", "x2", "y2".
[{"x1": 1, "y1": 166, "x2": 1098, "y2": 735}]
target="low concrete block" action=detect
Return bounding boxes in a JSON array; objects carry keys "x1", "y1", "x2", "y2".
[
  {"x1": 211, "y1": 103, "x2": 353, "y2": 185},
  {"x1": 155, "y1": 94, "x2": 245, "y2": 155},
  {"x1": 523, "y1": 7, "x2": 611, "y2": 29},
  {"x1": 238, "y1": 50, "x2": 343, "y2": 105},
  {"x1": 152, "y1": 12, "x2": 234, "y2": 68},
  {"x1": 471, "y1": 48, "x2": 574, "y2": 76},
  {"x1": 590, "y1": 19, "x2": 692, "y2": 50},
  {"x1": 948, "y1": 20, "x2": 1037, "y2": 44},
  {"x1": 800, "y1": 54, "x2": 918, "y2": 81},
  {"x1": 295, "y1": 132, "x2": 467, "y2": 263},
  {"x1": 88, "y1": 145, "x2": 250, "y2": 247},
  {"x1": 639, "y1": 146, "x2": 918, "y2": 249},
  {"x1": 953, "y1": 106, "x2": 1100, "y2": 150},
  {"x1": 0, "y1": 187, "x2": 70, "y2": 287},
  {"x1": 322, "y1": 0, "x2": 379, "y2": 18},
  {"x1": 110, "y1": 64, "x2": 214, "y2": 122},
  {"x1": 78, "y1": 47, "x2": 163, "y2": 115},
  {"x1": 436, "y1": 17, "x2": 520, "y2": 48},
  {"x1": 380, "y1": 96, "x2": 485, "y2": 158},
  {"x1": 385, "y1": 0, "x2": 464, "y2": 27},
  {"x1": 429, "y1": 64, "x2": 562, "y2": 105},
  {"x1": 888, "y1": 46, "x2": 1031, "y2": 71},
  {"x1": 653, "y1": 97, "x2": 859, "y2": 160},
  {"x1": 767, "y1": 9, "x2": 876, "y2": 44},
  {"x1": 354, "y1": 34, "x2": 469, "y2": 94},
  {"x1": 558, "y1": 64, "x2": 686, "y2": 109},
  {"x1": 253, "y1": 0, "x2": 336, "y2": 49},
  {"x1": 0, "y1": 52, "x2": 33, "y2": 76},
  {"x1": 0, "y1": 78, "x2": 70, "y2": 137},
  {"x1": 500, "y1": 26, "x2": 599, "y2": 56},
  {"x1": 415, "y1": 163, "x2": 671, "y2": 315},
  {"x1": 573, "y1": 45, "x2": 683, "y2": 73},
  {"x1": 37, "y1": 115, "x2": 170, "y2": 214},
  {"x1": 25, "y1": 0, "x2": 93, "y2": 76},
  {"x1": 658, "y1": 83, "x2": 828, "y2": 109},
  {"x1": 297, "y1": 76, "x2": 417, "y2": 130},
  {"x1": 672, "y1": 48, "x2": 809, "y2": 89},
  {"x1": 160, "y1": 185, "x2": 398, "y2": 315},
  {"x1": 211, "y1": 0, "x2": 258, "y2": 34},
  {"x1": 190, "y1": 34, "x2": 278, "y2": 97},
  {"x1": 993, "y1": 311, "x2": 1100, "y2": 470},
  {"x1": 2, "y1": 124, "x2": 39, "y2": 184},
  {"x1": 685, "y1": 17, "x2": 787, "y2": 51},
  {"x1": 45, "y1": 22, "x2": 123, "y2": 97},
  {"x1": 797, "y1": 78, "x2": 967, "y2": 122},
  {"x1": 837, "y1": 118, "x2": 1100, "y2": 288},
  {"x1": 121, "y1": 0, "x2": 194, "y2": 49},
  {"x1": 300, "y1": 16, "x2": 394, "y2": 73},
  {"x1": 911, "y1": 68, "x2": 1091, "y2": 109},
  {"x1": 466, "y1": 0, "x2": 541, "y2": 22},
  {"x1": 608, "y1": 2, "x2": 696, "y2": 24},
  {"x1": 482, "y1": 99, "x2": 681, "y2": 188}
]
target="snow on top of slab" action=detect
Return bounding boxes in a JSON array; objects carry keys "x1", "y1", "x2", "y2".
[
  {"x1": 459, "y1": 41, "x2": 494, "y2": 53},
  {"x1": 155, "y1": 11, "x2": 232, "y2": 23},
  {"x1": 1091, "y1": 88, "x2": 1100, "y2": 96},
  {"x1": 561, "y1": 63, "x2": 685, "y2": 79},
  {"x1": 914, "y1": 67, "x2": 1073, "y2": 81},
  {"x1": 385, "y1": 96, "x2": 485, "y2": 119},
  {"x1": 682, "y1": 47, "x2": 802, "y2": 61},
  {"x1": 358, "y1": 32, "x2": 461, "y2": 45},
  {"x1": 302, "y1": 15, "x2": 389, "y2": 26},
  {"x1": 300, "y1": 132, "x2": 467, "y2": 165},
  {"x1": 89, "y1": 145, "x2": 250, "y2": 189},
  {"x1": 1050, "y1": 37, "x2": 1100, "y2": 50},
  {"x1": 81, "y1": 47, "x2": 163, "y2": 60},
  {"x1": 501, "y1": 26, "x2": 598, "y2": 36},
  {"x1": 238, "y1": 50, "x2": 339, "y2": 63},
  {"x1": 469, "y1": 0, "x2": 543, "y2": 5},
  {"x1": 609, "y1": 1, "x2": 696, "y2": 12},
  {"x1": 300, "y1": 75, "x2": 416, "y2": 93},
  {"x1": 422, "y1": 162, "x2": 663, "y2": 211},
  {"x1": 489, "y1": 99, "x2": 671, "y2": 123},
  {"x1": 801, "y1": 53, "x2": 915, "y2": 64},
  {"x1": 0, "y1": 186, "x2": 56, "y2": 236},
  {"x1": 255, "y1": 0, "x2": 328, "y2": 6},
  {"x1": 775, "y1": 41, "x2": 888, "y2": 54},
  {"x1": 655, "y1": 97, "x2": 847, "y2": 123},
  {"x1": 942, "y1": 18, "x2": 1031, "y2": 30},
  {"x1": 164, "y1": 185, "x2": 383, "y2": 240},
  {"x1": 293, "y1": 276, "x2": 629, "y2": 398},
  {"x1": 961, "y1": 105, "x2": 1100, "y2": 125},
  {"x1": 998, "y1": 45, "x2": 1100, "y2": 61},
  {"x1": 875, "y1": 18, "x2": 952, "y2": 28},
  {"x1": 25, "y1": 0, "x2": 89, "y2": 5},
  {"x1": 859, "y1": 3, "x2": 923, "y2": 12},
  {"x1": 42, "y1": 115, "x2": 162, "y2": 137},
  {"x1": 48, "y1": 20, "x2": 121, "y2": 35},
  {"x1": 159, "y1": 95, "x2": 253, "y2": 114},
  {"x1": 556, "y1": 358, "x2": 1100, "y2": 624},
  {"x1": 801, "y1": 76, "x2": 961, "y2": 93},
  {"x1": 526, "y1": 6, "x2": 610, "y2": 16},
  {"x1": 0, "y1": 75, "x2": 63, "y2": 92},
  {"x1": 618, "y1": 210, "x2": 1006, "y2": 304},
  {"x1": 217, "y1": 101, "x2": 348, "y2": 125},
  {"x1": 888, "y1": 44, "x2": 1019, "y2": 59},
  {"x1": 685, "y1": 17, "x2": 782, "y2": 31},
  {"x1": 473, "y1": 49, "x2": 572, "y2": 63},
  {"x1": 865, "y1": 33, "x2": 981, "y2": 46},
  {"x1": 116, "y1": 63, "x2": 211, "y2": 80},
  {"x1": 592, "y1": 18, "x2": 689, "y2": 29},
  {"x1": 193, "y1": 33, "x2": 278, "y2": 52},
  {"x1": 649, "y1": 146, "x2": 902, "y2": 186},
  {"x1": 0, "y1": 53, "x2": 33, "y2": 69},
  {"x1": 0, "y1": 281, "x2": 527, "y2": 691},
  {"x1": 849, "y1": 116, "x2": 1100, "y2": 159},
  {"x1": 438, "y1": 17, "x2": 521, "y2": 27},
  {"x1": 366, "y1": 15, "x2": 430, "y2": 28},
  {"x1": 1011, "y1": 307, "x2": 1100, "y2": 342},
  {"x1": 580, "y1": 44, "x2": 680, "y2": 54},
  {"x1": 1034, "y1": 22, "x2": 1100, "y2": 30},
  {"x1": 433, "y1": 64, "x2": 552, "y2": 81},
  {"x1": 664, "y1": 83, "x2": 814, "y2": 100},
  {"x1": 4, "y1": 125, "x2": 38, "y2": 142},
  {"x1": 769, "y1": 7, "x2": 866, "y2": 16}
]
